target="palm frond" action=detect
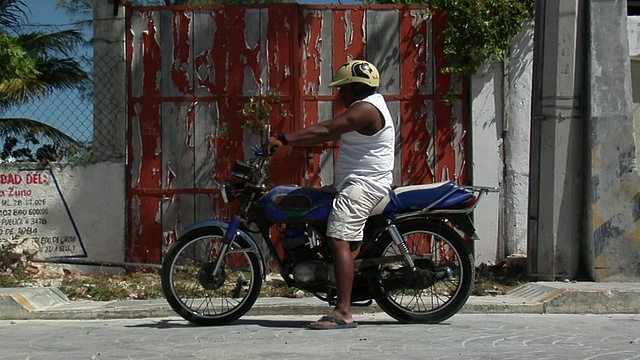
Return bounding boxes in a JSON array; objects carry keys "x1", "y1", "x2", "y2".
[
  {"x1": 34, "y1": 58, "x2": 90, "y2": 90},
  {"x1": 0, "y1": 56, "x2": 88, "y2": 109},
  {"x1": 0, "y1": 117, "x2": 80, "y2": 148},
  {"x1": 0, "y1": 0, "x2": 26, "y2": 31},
  {"x1": 0, "y1": 78, "x2": 46, "y2": 108},
  {"x1": 18, "y1": 30, "x2": 86, "y2": 57}
]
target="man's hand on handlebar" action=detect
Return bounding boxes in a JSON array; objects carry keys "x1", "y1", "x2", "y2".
[
  {"x1": 263, "y1": 133, "x2": 288, "y2": 156},
  {"x1": 262, "y1": 137, "x2": 279, "y2": 156}
]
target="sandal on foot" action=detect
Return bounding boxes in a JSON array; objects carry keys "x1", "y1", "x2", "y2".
[{"x1": 306, "y1": 316, "x2": 358, "y2": 330}]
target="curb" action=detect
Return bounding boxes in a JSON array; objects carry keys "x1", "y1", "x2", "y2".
[{"x1": 1, "y1": 282, "x2": 640, "y2": 320}]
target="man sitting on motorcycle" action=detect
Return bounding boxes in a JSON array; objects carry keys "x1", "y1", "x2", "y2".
[{"x1": 267, "y1": 60, "x2": 395, "y2": 330}]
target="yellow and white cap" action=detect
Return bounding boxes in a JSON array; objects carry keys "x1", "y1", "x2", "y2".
[{"x1": 328, "y1": 60, "x2": 380, "y2": 88}]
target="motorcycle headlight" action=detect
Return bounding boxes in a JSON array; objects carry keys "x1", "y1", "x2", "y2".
[{"x1": 221, "y1": 180, "x2": 235, "y2": 203}]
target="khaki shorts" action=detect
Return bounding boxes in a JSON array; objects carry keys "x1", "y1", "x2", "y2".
[{"x1": 326, "y1": 182, "x2": 384, "y2": 242}]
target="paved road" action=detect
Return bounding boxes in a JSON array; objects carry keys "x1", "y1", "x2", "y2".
[{"x1": 1, "y1": 313, "x2": 639, "y2": 360}]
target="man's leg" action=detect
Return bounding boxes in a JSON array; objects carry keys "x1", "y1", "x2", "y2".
[
  {"x1": 309, "y1": 182, "x2": 380, "y2": 329},
  {"x1": 309, "y1": 237, "x2": 355, "y2": 327}
]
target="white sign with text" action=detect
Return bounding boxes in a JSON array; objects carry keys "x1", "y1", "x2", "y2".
[{"x1": 0, "y1": 169, "x2": 86, "y2": 258}]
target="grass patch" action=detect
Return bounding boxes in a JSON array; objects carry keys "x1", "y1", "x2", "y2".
[
  {"x1": 0, "y1": 263, "x2": 34, "y2": 287},
  {"x1": 1, "y1": 262, "x2": 527, "y2": 301},
  {"x1": 473, "y1": 261, "x2": 527, "y2": 296},
  {"x1": 59, "y1": 272, "x2": 163, "y2": 301}
]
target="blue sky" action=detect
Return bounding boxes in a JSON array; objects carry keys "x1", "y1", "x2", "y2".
[{"x1": 23, "y1": 0, "x2": 70, "y2": 26}]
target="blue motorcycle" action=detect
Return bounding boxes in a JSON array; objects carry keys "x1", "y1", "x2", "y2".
[{"x1": 161, "y1": 146, "x2": 498, "y2": 325}]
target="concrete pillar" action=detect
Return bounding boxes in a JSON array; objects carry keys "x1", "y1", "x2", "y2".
[
  {"x1": 587, "y1": 0, "x2": 640, "y2": 281},
  {"x1": 470, "y1": 62, "x2": 503, "y2": 264},
  {"x1": 502, "y1": 23, "x2": 534, "y2": 259},
  {"x1": 88, "y1": 1, "x2": 127, "y2": 266},
  {"x1": 93, "y1": 1, "x2": 127, "y2": 162},
  {"x1": 529, "y1": 0, "x2": 586, "y2": 281}
]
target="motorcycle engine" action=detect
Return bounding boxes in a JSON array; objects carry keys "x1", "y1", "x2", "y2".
[
  {"x1": 281, "y1": 224, "x2": 326, "y2": 262},
  {"x1": 292, "y1": 261, "x2": 334, "y2": 285},
  {"x1": 281, "y1": 225, "x2": 333, "y2": 285}
]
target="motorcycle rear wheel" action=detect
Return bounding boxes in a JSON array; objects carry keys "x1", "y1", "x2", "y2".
[
  {"x1": 371, "y1": 219, "x2": 474, "y2": 324},
  {"x1": 161, "y1": 227, "x2": 262, "y2": 326}
]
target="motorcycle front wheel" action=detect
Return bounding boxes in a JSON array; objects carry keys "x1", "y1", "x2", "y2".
[
  {"x1": 371, "y1": 219, "x2": 474, "y2": 324},
  {"x1": 161, "y1": 227, "x2": 263, "y2": 326}
]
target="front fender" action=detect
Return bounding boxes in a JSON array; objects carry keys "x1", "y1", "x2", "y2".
[{"x1": 182, "y1": 219, "x2": 267, "y2": 277}]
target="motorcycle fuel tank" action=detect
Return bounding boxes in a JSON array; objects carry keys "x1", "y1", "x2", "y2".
[{"x1": 260, "y1": 185, "x2": 335, "y2": 223}]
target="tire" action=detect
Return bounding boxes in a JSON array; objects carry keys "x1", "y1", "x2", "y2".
[
  {"x1": 161, "y1": 227, "x2": 263, "y2": 326},
  {"x1": 371, "y1": 219, "x2": 474, "y2": 324}
]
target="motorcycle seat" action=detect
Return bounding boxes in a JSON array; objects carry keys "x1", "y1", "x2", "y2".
[{"x1": 370, "y1": 181, "x2": 473, "y2": 215}]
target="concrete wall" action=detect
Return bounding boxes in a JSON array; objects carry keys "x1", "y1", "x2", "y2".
[
  {"x1": 470, "y1": 24, "x2": 534, "y2": 265},
  {"x1": 628, "y1": 17, "x2": 640, "y2": 166},
  {"x1": 0, "y1": 1, "x2": 128, "y2": 272},
  {"x1": 588, "y1": 5, "x2": 640, "y2": 281},
  {"x1": 0, "y1": 163, "x2": 125, "y2": 265}
]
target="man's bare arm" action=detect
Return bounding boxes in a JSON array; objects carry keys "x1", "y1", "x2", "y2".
[{"x1": 282, "y1": 102, "x2": 378, "y2": 147}]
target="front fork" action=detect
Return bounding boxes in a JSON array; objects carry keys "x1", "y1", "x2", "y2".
[{"x1": 209, "y1": 216, "x2": 241, "y2": 275}]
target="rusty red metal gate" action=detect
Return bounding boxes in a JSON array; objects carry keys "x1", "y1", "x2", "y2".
[{"x1": 126, "y1": 4, "x2": 469, "y2": 264}]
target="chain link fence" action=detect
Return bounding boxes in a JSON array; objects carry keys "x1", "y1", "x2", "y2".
[
  {"x1": 2, "y1": 52, "x2": 127, "y2": 164},
  {"x1": 2, "y1": 55, "x2": 92, "y2": 163}
]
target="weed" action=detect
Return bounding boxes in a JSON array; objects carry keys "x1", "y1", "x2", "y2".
[{"x1": 0, "y1": 263, "x2": 31, "y2": 287}]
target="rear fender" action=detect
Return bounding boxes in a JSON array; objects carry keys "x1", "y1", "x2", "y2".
[
  {"x1": 182, "y1": 219, "x2": 267, "y2": 277},
  {"x1": 445, "y1": 214, "x2": 478, "y2": 240},
  {"x1": 389, "y1": 215, "x2": 477, "y2": 240},
  {"x1": 367, "y1": 215, "x2": 477, "y2": 247}
]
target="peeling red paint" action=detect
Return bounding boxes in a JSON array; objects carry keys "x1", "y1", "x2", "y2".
[
  {"x1": 127, "y1": 5, "x2": 469, "y2": 264},
  {"x1": 302, "y1": 10, "x2": 323, "y2": 97},
  {"x1": 195, "y1": 49, "x2": 215, "y2": 93},
  {"x1": 186, "y1": 104, "x2": 195, "y2": 148},
  {"x1": 267, "y1": 6, "x2": 293, "y2": 95},
  {"x1": 171, "y1": 12, "x2": 193, "y2": 95},
  {"x1": 142, "y1": 12, "x2": 161, "y2": 97},
  {"x1": 332, "y1": 9, "x2": 365, "y2": 62},
  {"x1": 166, "y1": 162, "x2": 176, "y2": 188},
  {"x1": 227, "y1": 8, "x2": 261, "y2": 95},
  {"x1": 400, "y1": 9, "x2": 434, "y2": 186}
]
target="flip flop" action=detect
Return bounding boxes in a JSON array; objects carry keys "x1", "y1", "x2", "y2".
[{"x1": 306, "y1": 316, "x2": 359, "y2": 330}]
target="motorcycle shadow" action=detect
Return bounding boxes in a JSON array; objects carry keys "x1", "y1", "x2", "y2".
[
  {"x1": 233, "y1": 318, "x2": 445, "y2": 328},
  {"x1": 126, "y1": 318, "x2": 435, "y2": 329}
]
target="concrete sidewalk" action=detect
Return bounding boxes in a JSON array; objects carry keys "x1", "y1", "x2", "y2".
[{"x1": 1, "y1": 282, "x2": 640, "y2": 320}]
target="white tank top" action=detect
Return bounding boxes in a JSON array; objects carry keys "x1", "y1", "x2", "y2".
[{"x1": 335, "y1": 93, "x2": 395, "y2": 196}]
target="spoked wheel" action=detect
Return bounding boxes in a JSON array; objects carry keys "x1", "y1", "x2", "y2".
[
  {"x1": 371, "y1": 219, "x2": 474, "y2": 324},
  {"x1": 161, "y1": 227, "x2": 263, "y2": 326}
]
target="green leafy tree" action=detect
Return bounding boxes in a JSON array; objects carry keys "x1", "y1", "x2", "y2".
[
  {"x1": 366, "y1": 0, "x2": 535, "y2": 76},
  {"x1": 0, "y1": 0, "x2": 88, "y2": 163}
]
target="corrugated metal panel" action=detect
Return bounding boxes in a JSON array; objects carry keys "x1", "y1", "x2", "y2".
[{"x1": 126, "y1": 4, "x2": 470, "y2": 264}]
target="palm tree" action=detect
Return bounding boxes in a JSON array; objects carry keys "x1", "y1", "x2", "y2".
[{"x1": 0, "y1": 0, "x2": 89, "y2": 162}]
